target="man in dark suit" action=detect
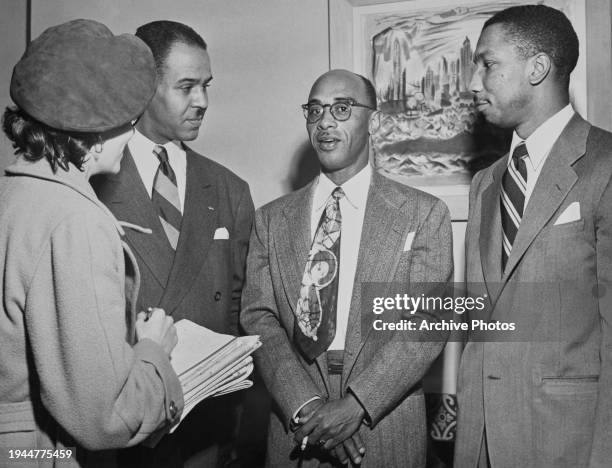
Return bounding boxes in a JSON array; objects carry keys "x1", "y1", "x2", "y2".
[
  {"x1": 241, "y1": 69, "x2": 453, "y2": 467},
  {"x1": 93, "y1": 20, "x2": 254, "y2": 467},
  {"x1": 455, "y1": 5, "x2": 612, "y2": 467}
]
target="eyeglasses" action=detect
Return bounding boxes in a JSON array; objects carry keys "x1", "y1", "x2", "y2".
[{"x1": 301, "y1": 99, "x2": 374, "y2": 124}]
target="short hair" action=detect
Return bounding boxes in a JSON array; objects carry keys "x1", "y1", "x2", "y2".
[
  {"x1": 484, "y1": 5, "x2": 578, "y2": 81},
  {"x1": 357, "y1": 74, "x2": 377, "y2": 108},
  {"x1": 135, "y1": 21, "x2": 207, "y2": 74},
  {"x1": 3, "y1": 107, "x2": 101, "y2": 172}
]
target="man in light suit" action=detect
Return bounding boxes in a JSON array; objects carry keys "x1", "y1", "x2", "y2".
[
  {"x1": 92, "y1": 21, "x2": 254, "y2": 467},
  {"x1": 455, "y1": 5, "x2": 612, "y2": 467},
  {"x1": 241, "y1": 69, "x2": 453, "y2": 467}
]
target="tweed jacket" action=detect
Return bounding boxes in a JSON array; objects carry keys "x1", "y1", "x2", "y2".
[
  {"x1": 241, "y1": 170, "x2": 453, "y2": 467},
  {"x1": 0, "y1": 157, "x2": 183, "y2": 467},
  {"x1": 455, "y1": 114, "x2": 612, "y2": 468}
]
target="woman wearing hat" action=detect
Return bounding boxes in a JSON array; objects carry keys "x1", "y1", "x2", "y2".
[{"x1": 0, "y1": 19, "x2": 183, "y2": 465}]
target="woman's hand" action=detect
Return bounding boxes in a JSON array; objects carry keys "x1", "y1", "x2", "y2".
[{"x1": 135, "y1": 307, "x2": 178, "y2": 356}]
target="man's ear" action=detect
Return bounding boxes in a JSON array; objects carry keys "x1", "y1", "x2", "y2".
[
  {"x1": 529, "y1": 52, "x2": 551, "y2": 85},
  {"x1": 369, "y1": 110, "x2": 382, "y2": 135}
]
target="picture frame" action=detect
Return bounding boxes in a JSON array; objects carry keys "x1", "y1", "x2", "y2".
[{"x1": 330, "y1": 0, "x2": 611, "y2": 220}]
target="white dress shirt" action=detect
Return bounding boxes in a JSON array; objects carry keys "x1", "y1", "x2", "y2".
[
  {"x1": 310, "y1": 164, "x2": 371, "y2": 350},
  {"x1": 508, "y1": 104, "x2": 574, "y2": 206},
  {"x1": 128, "y1": 129, "x2": 187, "y2": 213}
]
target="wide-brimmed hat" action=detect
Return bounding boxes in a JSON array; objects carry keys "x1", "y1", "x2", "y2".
[{"x1": 10, "y1": 19, "x2": 156, "y2": 133}]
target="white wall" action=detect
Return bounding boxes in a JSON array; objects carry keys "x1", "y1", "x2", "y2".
[
  {"x1": 31, "y1": 0, "x2": 329, "y2": 207},
  {"x1": 17, "y1": 0, "x2": 612, "y2": 205},
  {"x1": 0, "y1": 0, "x2": 28, "y2": 172}
]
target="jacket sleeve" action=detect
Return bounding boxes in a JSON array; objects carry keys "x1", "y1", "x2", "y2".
[
  {"x1": 230, "y1": 180, "x2": 255, "y2": 336},
  {"x1": 240, "y1": 207, "x2": 323, "y2": 430},
  {"x1": 24, "y1": 210, "x2": 183, "y2": 450},
  {"x1": 347, "y1": 198, "x2": 454, "y2": 426},
  {"x1": 588, "y1": 176, "x2": 612, "y2": 467}
]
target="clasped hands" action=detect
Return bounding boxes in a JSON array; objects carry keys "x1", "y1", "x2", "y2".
[{"x1": 294, "y1": 394, "x2": 367, "y2": 465}]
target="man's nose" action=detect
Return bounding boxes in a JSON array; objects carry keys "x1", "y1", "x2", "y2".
[
  {"x1": 317, "y1": 106, "x2": 336, "y2": 129},
  {"x1": 470, "y1": 68, "x2": 483, "y2": 94},
  {"x1": 192, "y1": 86, "x2": 208, "y2": 108}
]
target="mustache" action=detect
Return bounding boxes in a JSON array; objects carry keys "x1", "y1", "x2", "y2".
[
  {"x1": 315, "y1": 132, "x2": 340, "y2": 141},
  {"x1": 188, "y1": 109, "x2": 206, "y2": 119}
]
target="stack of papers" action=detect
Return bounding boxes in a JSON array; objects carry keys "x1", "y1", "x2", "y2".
[{"x1": 169, "y1": 319, "x2": 261, "y2": 432}]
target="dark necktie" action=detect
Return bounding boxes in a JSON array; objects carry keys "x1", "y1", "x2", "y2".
[
  {"x1": 152, "y1": 145, "x2": 182, "y2": 249},
  {"x1": 294, "y1": 187, "x2": 344, "y2": 361},
  {"x1": 500, "y1": 141, "x2": 528, "y2": 270}
]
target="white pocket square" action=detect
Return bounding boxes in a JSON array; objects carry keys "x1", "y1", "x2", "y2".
[
  {"x1": 554, "y1": 202, "x2": 580, "y2": 225},
  {"x1": 403, "y1": 232, "x2": 415, "y2": 252},
  {"x1": 213, "y1": 227, "x2": 229, "y2": 240}
]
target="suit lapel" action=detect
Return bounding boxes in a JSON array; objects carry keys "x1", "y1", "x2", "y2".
[
  {"x1": 97, "y1": 148, "x2": 174, "y2": 287},
  {"x1": 159, "y1": 149, "x2": 216, "y2": 313},
  {"x1": 342, "y1": 173, "x2": 414, "y2": 384},
  {"x1": 277, "y1": 183, "x2": 313, "y2": 315},
  {"x1": 502, "y1": 114, "x2": 589, "y2": 280},
  {"x1": 478, "y1": 160, "x2": 505, "y2": 303}
]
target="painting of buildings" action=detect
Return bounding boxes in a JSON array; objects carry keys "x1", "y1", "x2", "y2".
[{"x1": 357, "y1": 0, "x2": 585, "y2": 186}]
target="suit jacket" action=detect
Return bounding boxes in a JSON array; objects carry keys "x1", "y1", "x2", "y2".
[
  {"x1": 455, "y1": 114, "x2": 612, "y2": 468},
  {"x1": 93, "y1": 146, "x2": 254, "y2": 466},
  {"x1": 241, "y1": 171, "x2": 453, "y2": 467},
  {"x1": 0, "y1": 158, "x2": 182, "y2": 467}
]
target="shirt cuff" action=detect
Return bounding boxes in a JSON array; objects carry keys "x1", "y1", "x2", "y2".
[{"x1": 292, "y1": 396, "x2": 322, "y2": 424}]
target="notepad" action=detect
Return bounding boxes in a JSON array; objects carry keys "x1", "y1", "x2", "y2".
[{"x1": 169, "y1": 319, "x2": 261, "y2": 432}]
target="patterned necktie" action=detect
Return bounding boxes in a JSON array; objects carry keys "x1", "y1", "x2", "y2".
[
  {"x1": 294, "y1": 186, "x2": 344, "y2": 361},
  {"x1": 500, "y1": 141, "x2": 528, "y2": 270},
  {"x1": 152, "y1": 145, "x2": 182, "y2": 249}
]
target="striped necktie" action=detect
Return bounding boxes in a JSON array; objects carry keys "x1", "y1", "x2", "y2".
[
  {"x1": 500, "y1": 141, "x2": 528, "y2": 270},
  {"x1": 294, "y1": 186, "x2": 344, "y2": 361},
  {"x1": 152, "y1": 145, "x2": 182, "y2": 249}
]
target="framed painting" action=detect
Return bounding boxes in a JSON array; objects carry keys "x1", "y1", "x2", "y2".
[{"x1": 330, "y1": 0, "x2": 592, "y2": 219}]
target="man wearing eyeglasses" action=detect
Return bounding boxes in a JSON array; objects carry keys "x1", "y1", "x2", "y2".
[{"x1": 241, "y1": 69, "x2": 453, "y2": 467}]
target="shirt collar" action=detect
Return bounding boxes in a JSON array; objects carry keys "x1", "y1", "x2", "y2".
[
  {"x1": 509, "y1": 104, "x2": 574, "y2": 170},
  {"x1": 129, "y1": 128, "x2": 155, "y2": 158},
  {"x1": 313, "y1": 164, "x2": 372, "y2": 212},
  {"x1": 129, "y1": 129, "x2": 184, "y2": 159}
]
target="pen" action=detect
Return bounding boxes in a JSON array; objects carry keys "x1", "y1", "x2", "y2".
[{"x1": 300, "y1": 436, "x2": 308, "y2": 451}]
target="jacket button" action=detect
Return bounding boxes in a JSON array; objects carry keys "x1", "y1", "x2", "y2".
[
  {"x1": 169, "y1": 401, "x2": 178, "y2": 419},
  {"x1": 214, "y1": 291, "x2": 222, "y2": 301}
]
